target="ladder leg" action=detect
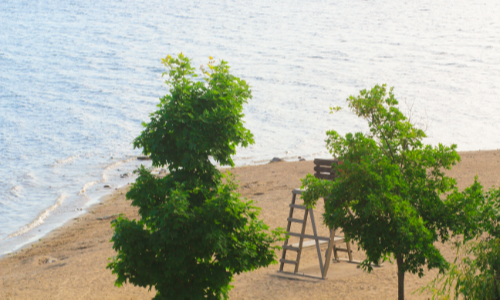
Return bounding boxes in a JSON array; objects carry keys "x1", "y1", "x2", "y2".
[
  {"x1": 322, "y1": 227, "x2": 336, "y2": 278},
  {"x1": 294, "y1": 208, "x2": 309, "y2": 273},
  {"x1": 346, "y1": 241, "x2": 353, "y2": 262},
  {"x1": 279, "y1": 193, "x2": 296, "y2": 271},
  {"x1": 333, "y1": 244, "x2": 340, "y2": 261},
  {"x1": 308, "y1": 209, "x2": 324, "y2": 274}
]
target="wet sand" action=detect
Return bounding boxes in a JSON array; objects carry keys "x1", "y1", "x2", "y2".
[{"x1": 1, "y1": 150, "x2": 499, "y2": 299}]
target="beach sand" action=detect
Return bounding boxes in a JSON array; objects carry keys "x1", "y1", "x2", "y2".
[{"x1": 1, "y1": 150, "x2": 499, "y2": 299}]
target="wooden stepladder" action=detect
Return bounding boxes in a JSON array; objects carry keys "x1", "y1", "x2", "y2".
[{"x1": 278, "y1": 159, "x2": 353, "y2": 279}]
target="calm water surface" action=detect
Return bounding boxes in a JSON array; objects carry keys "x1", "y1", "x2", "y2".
[{"x1": 1, "y1": 0, "x2": 500, "y2": 255}]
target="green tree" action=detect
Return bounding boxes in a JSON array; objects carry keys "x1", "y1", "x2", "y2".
[
  {"x1": 107, "y1": 53, "x2": 283, "y2": 299},
  {"x1": 301, "y1": 84, "x2": 487, "y2": 300},
  {"x1": 422, "y1": 186, "x2": 500, "y2": 299}
]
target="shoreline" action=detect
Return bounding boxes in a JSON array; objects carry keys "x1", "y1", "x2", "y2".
[
  {"x1": 0, "y1": 155, "x2": 152, "y2": 258},
  {"x1": 1, "y1": 150, "x2": 500, "y2": 299},
  {"x1": 0, "y1": 155, "x2": 303, "y2": 259},
  {"x1": 2, "y1": 147, "x2": 499, "y2": 259}
]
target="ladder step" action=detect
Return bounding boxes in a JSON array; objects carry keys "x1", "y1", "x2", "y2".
[
  {"x1": 291, "y1": 240, "x2": 328, "y2": 248},
  {"x1": 280, "y1": 259, "x2": 298, "y2": 265},
  {"x1": 289, "y1": 204, "x2": 306, "y2": 209},
  {"x1": 287, "y1": 217, "x2": 305, "y2": 223},
  {"x1": 282, "y1": 245, "x2": 300, "y2": 252},
  {"x1": 334, "y1": 248, "x2": 352, "y2": 253},
  {"x1": 287, "y1": 232, "x2": 331, "y2": 241}
]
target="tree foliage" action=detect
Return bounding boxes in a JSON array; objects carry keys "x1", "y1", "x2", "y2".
[
  {"x1": 423, "y1": 186, "x2": 500, "y2": 299},
  {"x1": 107, "y1": 53, "x2": 283, "y2": 299},
  {"x1": 301, "y1": 84, "x2": 488, "y2": 300}
]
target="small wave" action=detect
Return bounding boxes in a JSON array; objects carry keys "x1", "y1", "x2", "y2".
[
  {"x1": 233, "y1": 156, "x2": 256, "y2": 161},
  {"x1": 78, "y1": 180, "x2": 100, "y2": 196},
  {"x1": 104, "y1": 156, "x2": 138, "y2": 171},
  {"x1": 53, "y1": 154, "x2": 80, "y2": 166},
  {"x1": 10, "y1": 185, "x2": 23, "y2": 198},
  {"x1": 78, "y1": 156, "x2": 140, "y2": 195},
  {"x1": 7, "y1": 194, "x2": 67, "y2": 238},
  {"x1": 18, "y1": 172, "x2": 35, "y2": 181},
  {"x1": 252, "y1": 158, "x2": 274, "y2": 165}
]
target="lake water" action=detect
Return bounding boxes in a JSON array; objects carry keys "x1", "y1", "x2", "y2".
[{"x1": 1, "y1": 0, "x2": 500, "y2": 256}]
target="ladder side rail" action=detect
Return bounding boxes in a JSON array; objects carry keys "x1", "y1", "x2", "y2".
[
  {"x1": 308, "y1": 208, "x2": 324, "y2": 274},
  {"x1": 346, "y1": 207, "x2": 355, "y2": 262},
  {"x1": 333, "y1": 244, "x2": 340, "y2": 261},
  {"x1": 294, "y1": 208, "x2": 309, "y2": 273},
  {"x1": 346, "y1": 240, "x2": 353, "y2": 261},
  {"x1": 279, "y1": 193, "x2": 297, "y2": 271},
  {"x1": 322, "y1": 227, "x2": 336, "y2": 279}
]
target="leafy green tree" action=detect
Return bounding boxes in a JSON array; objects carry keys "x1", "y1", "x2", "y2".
[
  {"x1": 422, "y1": 186, "x2": 500, "y2": 299},
  {"x1": 301, "y1": 84, "x2": 488, "y2": 300},
  {"x1": 107, "y1": 53, "x2": 283, "y2": 299}
]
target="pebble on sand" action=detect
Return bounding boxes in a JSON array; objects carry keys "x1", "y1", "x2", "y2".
[{"x1": 269, "y1": 157, "x2": 283, "y2": 163}]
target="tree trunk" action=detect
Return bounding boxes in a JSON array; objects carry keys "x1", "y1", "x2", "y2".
[
  {"x1": 495, "y1": 266, "x2": 500, "y2": 300},
  {"x1": 396, "y1": 254, "x2": 405, "y2": 300}
]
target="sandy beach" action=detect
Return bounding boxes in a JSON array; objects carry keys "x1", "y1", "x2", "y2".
[{"x1": 1, "y1": 150, "x2": 499, "y2": 300}]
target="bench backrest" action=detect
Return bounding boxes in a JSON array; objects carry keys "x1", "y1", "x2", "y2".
[{"x1": 313, "y1": 158, "x2": 339, "y2": 180}]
